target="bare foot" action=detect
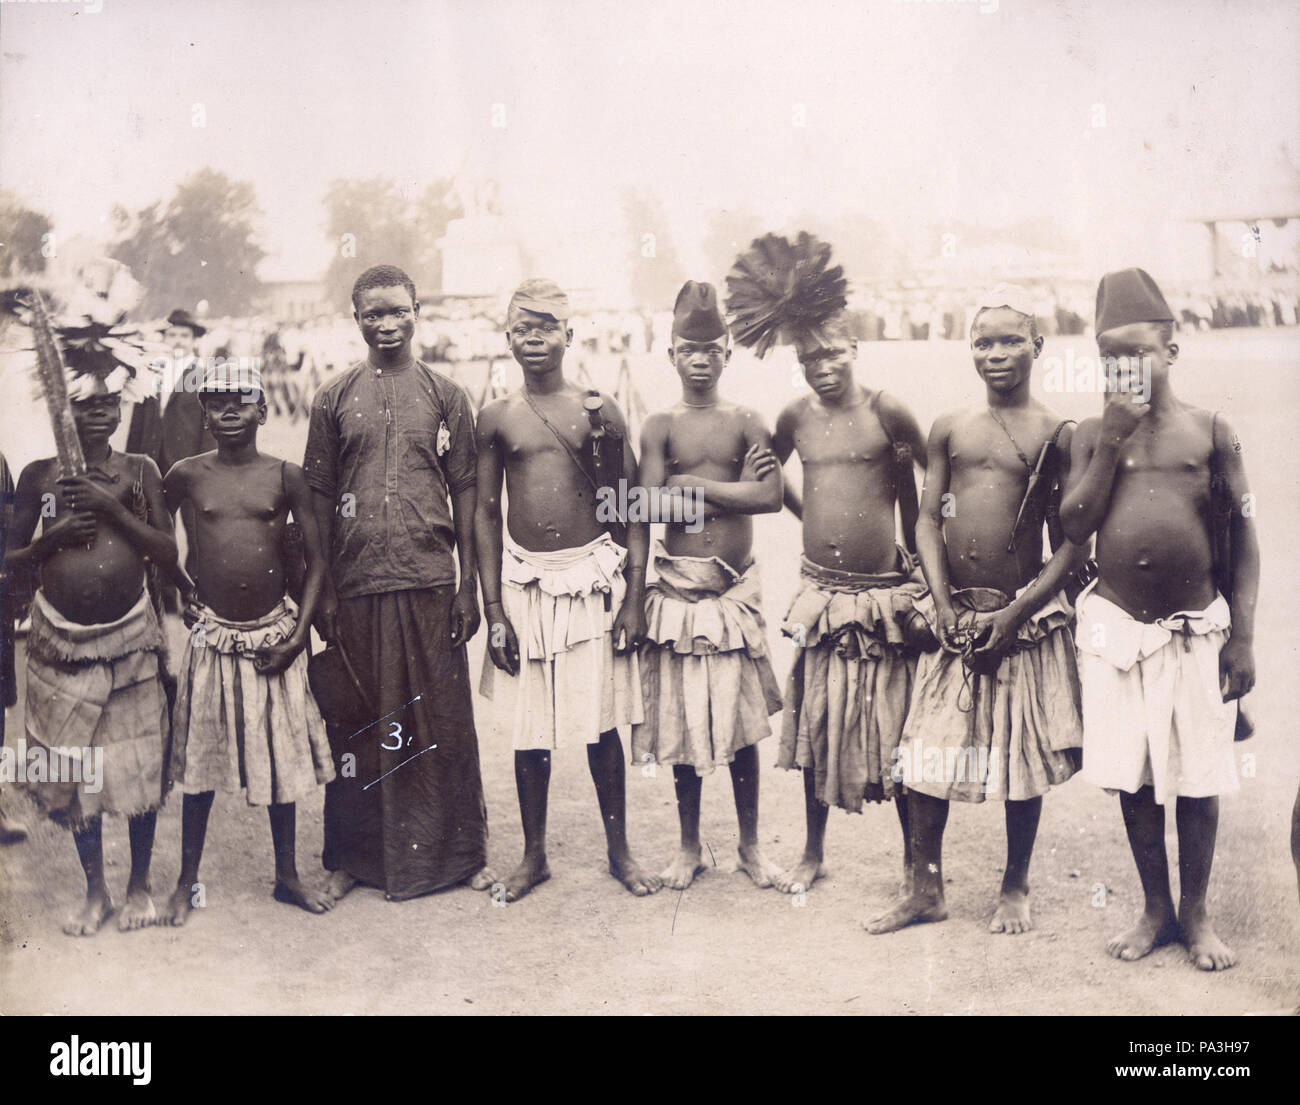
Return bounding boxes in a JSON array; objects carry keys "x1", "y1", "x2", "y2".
[
  {"x1": 0, "y1": 806, "x2": 28, "y2": 844},
  {"x1": 273, "y1": 876, "x2": 332, "y2": 914},
  {"x1": 989, "y1": 888, "x2": 1033, "y2": 934},
  {"x1": 63, "y1": 889, "x2": 114, "y2": 937},
  {"x1": 1106, "y1": 908, "x2": 1179, "y2": 962},
  {"x1": 117, "y1": 888, "x2": 156, "y2": 932},
  {"x1": 610, "y1": 853, "x2": 661, "y2": 896},
  {"x1": 774, "y1": 857, "x2": 827, "y2": 894},
  {"x1": 737, "y1": 843, "x2": 781, "y2": 889},
  {"x1": 468, "y1": 865, "x2": 497, "y2": 891},
  {"x1": 1181, "y1": 911, "x2": 1236, "y2": 971},
  {"x1": 503, "y1": 855, "x2": 551, "y2": 902},
  {"x1": 660, "y1": 847, "x2": 705, "y2": 890},
  {"x1": 160, "y1": 884, "x2": 197, "y2": 927},
  {"x1": 864, "y1": 892, "x2": 948, "y2": 934},
  {"x1": 325, "y1": 869, "x2": 358, "y2": 903}
]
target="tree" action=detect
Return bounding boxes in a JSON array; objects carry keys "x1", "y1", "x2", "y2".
[
  {"x1": 110, "y1": 169, "x2": 266, "y2": 316},
  {"x1": 321, "y1": 177, "x2": 463, "y2": 310},
  {"x1": 0, "y1": 193, "x2": 53, "y2": 279},
  {"x1": 622, "y1": 190, "x2": 686, "y2": 309}
]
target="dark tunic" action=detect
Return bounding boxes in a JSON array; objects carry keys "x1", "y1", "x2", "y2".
[{"x1": 304, "y1": 358, "x2": 487, "y2": 898}]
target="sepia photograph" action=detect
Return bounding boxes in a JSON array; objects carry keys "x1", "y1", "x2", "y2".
[{"x1": 0, "y1": 0, "x2": 1297, "y2": 1054}]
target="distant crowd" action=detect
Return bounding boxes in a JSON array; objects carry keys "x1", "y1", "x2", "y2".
[{"x1": 163, "y1": 276, "x2": 1300, "y2": 424}]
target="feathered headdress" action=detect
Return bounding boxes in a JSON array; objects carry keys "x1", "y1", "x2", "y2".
[
  {"x1": 724, "y1": 232, "x2": 848, "y2": 358},
  {"x1": 1, "y1": 256, "x2": 167, "y2": 475}
]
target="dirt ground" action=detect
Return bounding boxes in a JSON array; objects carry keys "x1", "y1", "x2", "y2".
[{"x1": 1, "y1": 328, "x2": 1297, "y2": 1015}]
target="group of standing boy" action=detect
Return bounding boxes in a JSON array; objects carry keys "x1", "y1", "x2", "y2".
[{"x1": 1, "y1": 251, "x2": 1263, "y2": 973}]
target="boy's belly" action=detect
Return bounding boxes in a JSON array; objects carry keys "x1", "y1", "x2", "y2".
[
  {"x1": 942, "y1": 507, "x2": 1043, "y2": 595},
  {"x1": 801, "y1": 470, "x2": 899, "y2": 574},
  {"x1": 1096, "y1": 499, "x2": 1217, "y2": 620},
  {"x1": 506, "y1": 467, "x2": 605, "y2": 552},
  {"x1": 41, "y1": 536, "x2": 146, "y2": 625},
  {"x1": 664, "y1": 514, "x2": 752, "y2": 574}
]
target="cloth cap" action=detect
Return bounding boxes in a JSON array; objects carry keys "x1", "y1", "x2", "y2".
[
  {"x1": 1094, "y1": 268, "x2": 1174, "y2": 335},
  {"x1": 197, "y1": 360, "x2": 262, "y2": 396},
  {"x1": 671, "y1": 281, "x2": 727, "y2": 341},
  {"x1": 508, "y1": 278, "x2": 570, "y2": 322},
  {"x1": 973, "y1": 283, "x2": 1037, "y2": 321}
]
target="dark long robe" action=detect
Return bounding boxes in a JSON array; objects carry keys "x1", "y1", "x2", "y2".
[{"x1": 321, "y1": 587, "x2": 488, "y2": 898}]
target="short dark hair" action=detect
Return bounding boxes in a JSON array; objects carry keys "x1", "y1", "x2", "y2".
[{"x1": 351, "y1": 265, "x2": 417, "y2": 310}]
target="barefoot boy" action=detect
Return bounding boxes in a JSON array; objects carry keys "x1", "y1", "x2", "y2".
[
  {"x1": 1061, "y1": 268, "x2": 1257, "y2": 971},
  {"x1": 161, "y1": 363, "x2": 335, "y2": 922},
  {"x1": 477, "y1": 278, "x2": 661, "y2": 901},
  {"x1": 5, "y1": 375, "x2": 178, "y2": 934},
  {"x1": 770, "y1": 314, "x2": 928, "y2": 896},
  {"x1": 869, "y1": 285, "x2": 1087, "y2": 936},
  {"x1": 632, "y1": 281, "x2": 784, "y2": 890}
]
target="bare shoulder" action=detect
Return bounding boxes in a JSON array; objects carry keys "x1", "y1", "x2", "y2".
[
  {"x1": 170, "y1": 450, "x2": 217, "y2": 481},
  {"x1": 279, "y1": 458, "x2": 312, "y2": 493},
  {"x1": 874, "y1": 389, "x2": 920, "y2": 427},
  {"x1": 17, "y1": 456, "x2": 58, "y2": 492},
  {"x1": 776, "y1": 392, "x2": 814, "y2": 429},
  {"x1": 477, "y1": 394, "x2": 510, "y2": 434},
  {"x1": 640, "y1": 409, "x2": 672, "y2": 441},
  {"x1": 1181, "y1": 402, "x2": 1219, "y2": 433},
  {"x1": 929, "y1": 406, "x2": 968, "y2": 439},
  {"x1": 729, "y1": 403, "x2": 773, "y2": 440},
  {"x1": 120, "y1": 451, "x2": 164, "y2": 484},
  {"x1": 1029, "y1": 401, "x2": 1075, "y2": 441}
]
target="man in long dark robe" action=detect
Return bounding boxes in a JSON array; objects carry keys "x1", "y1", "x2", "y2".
[{"x1": 304, "y1": 264, "x2": 492, "y2": 901}]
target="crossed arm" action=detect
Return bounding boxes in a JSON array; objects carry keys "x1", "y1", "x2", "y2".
[{"x1": 638, "y1": 410, "x2": 781, "y2": 519}]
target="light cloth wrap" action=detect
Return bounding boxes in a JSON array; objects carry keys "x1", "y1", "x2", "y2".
[
  {"x1": 632, "y1": 545, "x2": 782, "y2": 775},
  {"x1": 479, "y1": 532, "x2": 643, "y2": 750},
  {"x1": 1075, "y1": 579, "x2": 1237, "y2": 805},
  {"x1": 777, "y1": 553, "x2": 928, "y2": 811},
  {"x1": 22, "y1": 588, "x2": 167, "y2": 827},
  {"x1": 170, "y1": 598, "x2": 334, "y2": 805},
  {"x1": 898, "y1": 585, "x2": 1081, "y2": 803}
]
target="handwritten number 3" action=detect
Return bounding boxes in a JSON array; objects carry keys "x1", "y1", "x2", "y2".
[{"x1": 381, "y1": 721, "x2": 404, "y2": 751}]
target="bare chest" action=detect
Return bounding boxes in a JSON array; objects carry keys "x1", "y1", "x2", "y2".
[{"x1": 795, "y1": 410, "x2": 888, "y2": 467}]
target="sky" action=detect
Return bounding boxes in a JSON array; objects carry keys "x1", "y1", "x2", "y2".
[{"x1": 2, "y1": 0, "x2": 1298, "y2": 287}]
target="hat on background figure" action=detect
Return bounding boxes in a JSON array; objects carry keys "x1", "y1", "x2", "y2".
[{"x1": 161, "y1": 308, "x2": 207, "y2": 338}]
